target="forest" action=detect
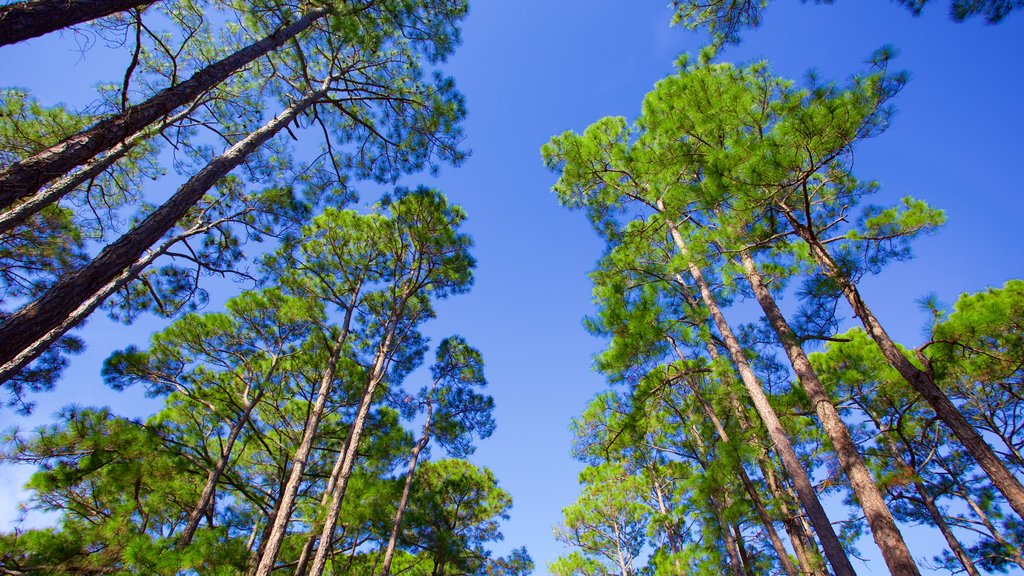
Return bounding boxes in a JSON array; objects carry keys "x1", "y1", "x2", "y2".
[{"x1": 0, "y1": 0, "x2": 1022, "y2": 574}]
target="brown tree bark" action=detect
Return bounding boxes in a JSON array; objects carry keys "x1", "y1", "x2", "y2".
[
  {"x1": 0, "y1": 207, "x2": 248, "y2": 384},
  {"x1": 779, "y1": 206, "x2": 1024, "y2": 521},
  {"x1": 0, "y1": 7, "x2": 327, "y2": 210},
  {"x1": 684, "y1": 307, "x2": 827, "y2": 576},
  {"x1": 0, "y1": 0, "x2": 154, "y2": 46},
  {"x1": 736, "y1": 248, "x2": 920, "y2": 575},
  {"x1": 0, "y1": 82, "x2": 331, "y2": 384},
  {"x1": 0, "y1": 104, "x2": 196, "y2": 235},
  {"x1": 659, "y1": 208, "x2": 857, "y2": 576},
  {"x1": 665, "y1": 353, "x2": 800, "y2": 576}
]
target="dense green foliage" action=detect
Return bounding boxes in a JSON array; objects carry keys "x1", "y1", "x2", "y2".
[{"x1": 544, "y1": 48, "x2": 1023, "y2": 575}]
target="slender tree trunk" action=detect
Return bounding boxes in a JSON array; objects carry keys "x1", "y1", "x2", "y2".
[
  {"x1": 780, "y1": 206, "x2": 1024, "y2": 521},
  {"x1": 610, "y1": 513, "x2": 632, "y2": 576},
  {"x1": 688, "y1": 422, "x2": 745, "y2": 576},
  {"x1": 179, "y1": 389, "x2": 263, "y2": 547},
  {"x1": 305, "y1": 322, "x2": 401, "y2": 576},
  {"x1": 0, "y1": 8, "x2": 327, "y2": 210},
  {"x1": 733, "y1": 525, "x2": 756, "y2": 576},
  {"x1": 378, "y1": 407, "x2": 432, "y2": 576},
  {"x1": 0, "y1": 82, "x2": 331, "y2": 383},
  {"x1": 293, "y1": 444, "x2": 350, "y2": 576},
  {"x1": 247, "y1": 479, "x2": 289, "y2": 575},
  {"x1": 736, "y1": 248, "x2": 920, "y2": 575},
  {"x1": 252, "y1": 289, "x2": 359, "y2": 576},
  {"x1": 668, "y1": 355, "x2": 800, "y2": 576},
  {"x1": 660, "y1": 211, "x2": 857, "y2": 576},
  {"x1": 0, "y1": 0, "x2": 154, "y2": 46}
]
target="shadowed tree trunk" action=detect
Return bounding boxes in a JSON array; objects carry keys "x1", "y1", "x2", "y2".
[
  {"x1": 664, "y1": 345, "x2": 801, "y2": 576},
  {"x1": 0, "y1": 8, "x2": 327, "y2": 211},
  {"x1": 0, "y1": 81, "x2": 332, "y2": 383},
  {"x1": 0, "y1": 0, "x2": 155, "y2": 46},
  {"x1": 659, "y1": 206, "x2": 857, "y2": 576}
]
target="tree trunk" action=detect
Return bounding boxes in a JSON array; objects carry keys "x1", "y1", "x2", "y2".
[
  {"x1": 179, "y1": 388, "x2": 264, "y2": 547},
  {"x1": 669, "y1": 357, "x2": 800, "y2": 576},
  {"x1": 736, "y1": 248, "x2": 920, "y2": 575},
  {"x1": 780, "y1": 206, "x2": 1024, "y2": 521},
  {"x1": 0, "y1": 83, "x2": 331, "y2": 384},
  {"x1": 0, "y1": 209, "x2": 239, "y2": 384},
  {"x1": 378, "y1": 408, "x2": 432, "y2": 576},
  {"x1": 292, "y1": 444, "x2": 350, "y2": 576},
  {"x1": 251, "y1": 289, "x2": 359, "y2": 576},
  {"x1": 0, "y1": 7, "x2": 327, "y2": 210},
  {"x1": 0, "y1": 103, "x2": 196, "y2": 235},
  {"x1": 688, "y1": 422, "x2": 745, "y2": 576},
  {"x1": 943, "y1": 457, "x2": 1024, "y2": 571},
  {"x1": 688, "y1": 319, "x2": 827, "y2": 576},
  {"x1": 0, "y1": 0, "x2": 154, "y2": 46},
  {"x1": 305, "y1": 323, "x2": 399, "y2": 576},
  {"x1": 660, "y1": 210, "x2": 857, "y2": 576}
]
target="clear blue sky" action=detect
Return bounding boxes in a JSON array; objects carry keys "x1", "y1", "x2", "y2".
[{"x1": 2, "y1": 1, "x2": 1023, "y2": 574}]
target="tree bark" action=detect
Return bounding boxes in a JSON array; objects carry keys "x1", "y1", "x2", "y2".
[
  {"x1": 251, "y1": 286, "x2": 359, "y2": 576},
  {"x1": 0, "y1": 209, "x2": 240, "y2": 384},
  {"x1": 943, "y1": 456, "x2": 1024, "y2": 571},
  {"x1": 687, "y1": 316, "x2": 827, "y2": 576},
  {"x1": 0, "y1": 7, "x2": 327, "y2": 210},
  {"x1": 0, "y1": 0, "x2": 154, "y2": 46},
  {"x1": 736, "y1": 248, "x2": 920, "y2": 575},
  {"x1": 780, "y1": 206, "x2": 1024, "y2": 521},
  {"x1": 687, "y1": 422, "x2": 745, "y2": 576},
  {"x1": 306, "y1": 322, "x2": 400, "y2": 576},
  {"x1": 0, "y1": 104, "x2": 196, "y2": 235},
  {"x1": 378, "y1": 406, "x2": 431, "y2": 576},
  {"x1": 0, "y1": 83, "x2": 330, "y2": 384},
  {"x1": 660, "y1": 209, "x2": 857, "y2": 576}
]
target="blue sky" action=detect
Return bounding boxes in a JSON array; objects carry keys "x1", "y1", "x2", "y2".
[{"x1": 2, "y1": 0, "x2": 1024, "y2": 574}]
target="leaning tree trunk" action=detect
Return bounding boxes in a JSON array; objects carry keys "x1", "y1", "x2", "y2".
[
  {"x1": 879, "y1": 435, "x2": 982, "y2": 576},
  {"x1": 293, "y1": 443, "x2": 351, "y2": 576},
  {"x1": 780, "y1": 206, "x2": 1024, "y2": 522},
  {"x1": 736, "y1": 248, "x2": 920, "y2": 575},
  {"x1": 659, "y1": 207, "x2": 857, "y2": 576},
  {"x1": 0, "y1": 82, "x2": 331, "y2": 383},
  {"x1": 0, "y1": 7, "x2": 328, "y2": 211},
  {"x1": 378, "y1": 406, "x2": 432, "y2": 576},
  {"x1": 942, "y1": 455, "x2": 1024, "y2": 571},
  {"x1": 687, "y1": 422, "x2": 745, "y2": 576},
  {"x1": 0, "y1": 0, "x2": 155, "y2": 46},
  {"x1": 0, "y1": 103, "x2": 197, "y2": 235},
  {"x1": 0, "y1": 208, "x2": 245, "y2": 384},
  {"x1": 683, "y1": 314, "x2": 827, "y2": 576},
  {"x1": 251, "y1": 289, "x2": 359, "y2": 576},
  {"x1": 305, "y1": 322, "x2": 401, "y2": 576}
]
